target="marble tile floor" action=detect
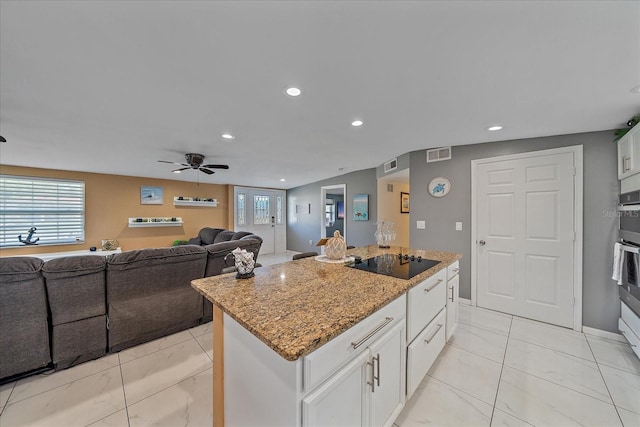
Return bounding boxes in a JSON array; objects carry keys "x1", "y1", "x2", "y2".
[{"x1": 0, "y1": 259, "x2": 638, "y2": 426}]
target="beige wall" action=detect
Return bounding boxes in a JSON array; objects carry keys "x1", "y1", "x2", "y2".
[
  {"x1": 0, "y1": 165, "x2": 230, "y2": 256},
  {"x1": 376, "y1": 180, "x2": 410, "y2": 248}
]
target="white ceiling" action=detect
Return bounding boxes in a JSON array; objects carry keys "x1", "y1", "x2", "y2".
[{"x1": 1, "y1": 1, "x2": 639, "y2": 189}]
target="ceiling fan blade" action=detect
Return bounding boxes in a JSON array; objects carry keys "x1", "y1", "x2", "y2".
[
  {"x1": 158, "y1": 160, "x2": 189, "y2": 166},
  {"x1": 202, "y1": 164, "x2": 230, "y2": 169},
  {"x1": 199, "y1": 168, "x2": 215, "y2": 175},
  {"x1": 172, "y1": 167, "x2": 191, "y2": 172}
]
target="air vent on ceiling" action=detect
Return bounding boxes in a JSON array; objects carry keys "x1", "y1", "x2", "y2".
[
  {"x1": 384, "y1": 158, "x2": 398, "y2": 173},
  {"x1": 426, "y1": 147, "x2": 452, "y2": 163}
]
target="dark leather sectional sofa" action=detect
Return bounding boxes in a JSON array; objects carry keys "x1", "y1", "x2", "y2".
[{"x1": 0, "y1": 228, "x2": 262, "y2": 382}]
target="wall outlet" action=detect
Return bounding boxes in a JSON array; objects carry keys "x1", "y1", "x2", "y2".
[
  {"x1": 416, "y1": 220, "x2": 426, "y2": 229},
  {"x1": 309, "y1": 239, "x2": 314, "y2": 245},
  {"x1": 456, "y1": 222, "x2": 462, "y2": 231}
]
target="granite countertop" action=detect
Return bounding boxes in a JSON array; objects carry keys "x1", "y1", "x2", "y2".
[{"x1": 191, "y1": 245, "x2": 461, "y2": 361}]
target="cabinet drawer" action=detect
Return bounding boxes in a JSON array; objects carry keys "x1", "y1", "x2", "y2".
[
  {"x1": 407, "y1": 269, "x2": 446, "y2": 343},
  {"x1": 621, "y1": 302, "x2": 640, "y2": 339},
  {"x1": 447, "y1": 261, "x2": 460, "y2": 281},
  {"x1": 619, "y1": 318, "x2": 640, "y2": 359},
  {"x1": 406, "y1": 308, "x2": 446, "y2": 399},
  {"x1": 303, "y1": 294, "x2": 406, "y2": 393}
]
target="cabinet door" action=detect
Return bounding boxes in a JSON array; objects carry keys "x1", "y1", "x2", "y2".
[
  {"x1": 368, "y1": 321, "x2": 405, "y2": 427},
  {"x1": 446, "y1": 274, "x2": 459, "y2": 341},
  {"x1": 302, "y1": 351, "x2": 369, "y2": 427},
  {"x1": 618, "y1": 135, "x2": 634, "y2": 179}
]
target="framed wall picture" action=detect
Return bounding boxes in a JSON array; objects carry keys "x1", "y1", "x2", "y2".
[
  {"x1": 401, "y1": 192, "x2": 410, "y2": 213},
  {"x1": 295, "y1": 204, "x2": 310, "y2": 214},
  {"x1": 141, "y1": 186, "x2": 163, "y2": 205},
  {"x1": 337, "y1": 201, "x2": 345, "y2": 219},
  {"x1": 353, "y1": 194, "x2": 369, "y2": 221}
]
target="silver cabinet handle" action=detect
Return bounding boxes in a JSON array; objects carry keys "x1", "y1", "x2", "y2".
[
  {"x1": 452, "y1": 268, "x2": 460, "y2": 273},
  {"x1": 623, "y1": 156, "x2": 631, "y2": 173},
  {"x1": 449, "y1": 285, "x2": 454, "y2": 302},
  {"x1": 424, "y1": 279, "x2": 443, "y2": 292},
  {"x1": 479, "y1": 240, "x2": 486, "y2": 246},
  {"x1": 374, "y1": 353, "x2": 380, "y2": 388},
  {"x1": 366, "y1": 358, "x2": 375, "y2": 392},
  {"x1": 424, "y1": 323, "x2": 443, "y2": 344},
  {"x1": 351, "y1": 317, "x2": 393, "y2": 349}
]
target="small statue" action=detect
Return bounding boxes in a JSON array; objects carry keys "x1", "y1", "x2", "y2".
[{"x1": 18, "y1": 227, "x2": 39, "y2": 245}]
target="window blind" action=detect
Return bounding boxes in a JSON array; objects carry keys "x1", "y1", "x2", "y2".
[{"x1": 0, "y1": 175, "x2": 85, "y2": 248}]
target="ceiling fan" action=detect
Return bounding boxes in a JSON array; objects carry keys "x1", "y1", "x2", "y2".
[{"x1": 158, "y1": 153, "x2": 229, "y2": 175}]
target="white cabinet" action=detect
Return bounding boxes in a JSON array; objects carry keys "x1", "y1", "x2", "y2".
[
  {"x1": 406, "y1": 309, "x2": 446, "y2": 398},
  {"x1": 446, "y1": 261, "x2": 460, "y2": 341},
  {"x1": 618, "y1": 123, "x2": 640, "y2": 180},
  {"x1": 303, "y1": 320, "x2": 405, "y2": 427},
  {"x1": 405, "y1": 267, "x2": 448, "y2": 400},
  {"x1": 619, "y1": 302, "x2": 640, "y2": 359}
]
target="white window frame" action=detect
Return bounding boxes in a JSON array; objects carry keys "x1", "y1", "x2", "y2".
[{"x1": 0, "y1": 175, "x2": 85, "y2": 248}]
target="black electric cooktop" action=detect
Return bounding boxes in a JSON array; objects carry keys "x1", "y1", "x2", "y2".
[{"x1": 346, "y1": 253, "x2": 441, "y2": 280}]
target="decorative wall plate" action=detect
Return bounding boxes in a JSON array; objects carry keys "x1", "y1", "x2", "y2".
[{"x1": 428, "y1": 177, "x2": 451, "y2": 197}]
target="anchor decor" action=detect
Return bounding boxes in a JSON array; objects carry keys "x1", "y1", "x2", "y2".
[{"x1": 19, "y1": 227, "x2": 39, "y2": 245}]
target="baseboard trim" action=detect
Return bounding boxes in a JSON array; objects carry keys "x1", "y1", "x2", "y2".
[
  {"x1": 459, "y1": 297, "x2": 471, "y2": 306},
  {"x1": 582, "y1": 326, "x2": 625, "y2": 343}
]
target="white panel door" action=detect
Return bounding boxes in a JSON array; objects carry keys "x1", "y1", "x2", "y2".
[{"x1": 475, "y1": 151, "x2": 576, "y2": 328}]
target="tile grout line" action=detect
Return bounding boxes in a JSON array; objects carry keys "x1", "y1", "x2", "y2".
[
  {"x1": 488, "y1": 315, "x2": 513, "y2": 426},
  {"x1": 0, "y1": 382, "x2": 16, "y2": 417},
  {"x1": 117, "y1": 353, "x2": 132, "y2": 427},
  {"x1": 585, "y1": 335, "x2": 626, "y2": 426}
]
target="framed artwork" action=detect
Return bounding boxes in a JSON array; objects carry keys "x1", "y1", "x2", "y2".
[
  {"x1": 296, "y1": 204, "x2": 310, "y2": 214},
  {"x1": 401, "y1": 192, "x2": 410, "y2": 213},
  {"x1": 353, "y1": 194, "x2": 369, "y2": 221},
  {"x1": 337, "y1": 201, "x2": 344, "y2": 219},
  {"x1": 141, "y1": 186, "x2": 163, "y2": 205}
]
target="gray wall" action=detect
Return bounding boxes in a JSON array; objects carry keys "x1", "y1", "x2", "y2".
[
  {"x1": 409, "y1": 131, "x2": 620, "y2": 332},
  {"x1": 287, "y1": 169, "x2": 378, "y2": 251}
]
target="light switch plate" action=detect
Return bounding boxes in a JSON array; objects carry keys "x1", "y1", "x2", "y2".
[
  {"x1": 456, "y1": 222, "x2": 462, "y2": 231},
  {"x1": 417, "y1": 220, "x2": 426, "y2": 229}
]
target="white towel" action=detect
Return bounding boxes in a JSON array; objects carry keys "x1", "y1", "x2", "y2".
[{"x1": 612, "y1": 242, "x2": 624, "y2": 285}]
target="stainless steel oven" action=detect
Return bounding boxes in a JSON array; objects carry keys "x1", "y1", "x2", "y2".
[{"x1": 618, "y1": 191, "x2": 640, "y2": 317}]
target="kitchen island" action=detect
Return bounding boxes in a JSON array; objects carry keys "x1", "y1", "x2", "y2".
[{"x1": 191, "y1": 245, "x2": 461, "y2": 427}]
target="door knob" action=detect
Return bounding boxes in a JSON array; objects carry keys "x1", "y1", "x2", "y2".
[{"x1": 479, "y1": 240, "x2": 486, "y2": 246}]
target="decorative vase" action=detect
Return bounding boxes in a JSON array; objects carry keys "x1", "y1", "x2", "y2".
[{"x1": 325, "y1": 230, "x2": 347, "y2": 260}]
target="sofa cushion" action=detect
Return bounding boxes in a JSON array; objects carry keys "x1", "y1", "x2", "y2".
[
  {"x1": 232, "y1": 231, "x2": 254, "y2": 240},
  {"x1": 213, "y1": 230, "x2": 235, "y2": 243},
  {"x1": 51, "y1": 315, "x2": 107, "y2": 369},
  {"x1": 0, "y1": 257, "x2": 51, "y2": 379},
  {"x1": 199, "y1": 228, "x2": 225, "y2": 245},
  {"x1": 43, "y1": 256, "x2": 107, "y2": 325}
]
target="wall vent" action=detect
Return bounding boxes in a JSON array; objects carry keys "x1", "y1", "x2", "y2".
[
  {"x1": 426, "y1": 147, "x2": 452, "y2": 163},
  {"x1": 384, "y1": 158, "x2": 398, "y2": 173}
]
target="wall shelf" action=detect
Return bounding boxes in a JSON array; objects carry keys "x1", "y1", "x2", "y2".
[
  {"x1": 173, "y1": 197, "x2": 218, "y2": 207},
  {"x1": 128, "y1": 217, "x2": 183, "y2": 228}
]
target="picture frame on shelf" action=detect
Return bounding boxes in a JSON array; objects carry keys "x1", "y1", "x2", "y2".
[{"x1": 401, "y1": 192, "x2": 410, "y2": 213}]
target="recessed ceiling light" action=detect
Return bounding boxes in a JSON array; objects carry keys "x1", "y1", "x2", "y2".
[
  {"x1": 488, "y1": 125, "x2": 503, "y2": 131},
  {"x1": 280, "y1": 178, "x2": 286, "y2": 182},
  {"x1": 285, "y1": 87, "x2": 301, "y2": 97},
  {"x1": 172, "y1": 170, "x2": 181, "y2": 174},
  {"x1": 631, "y1": 85, "x2": 640, "y2": 94},
  {"x1": 351, "y1": 120, "x2": 363, "y2": 127},
  {"x1": 222, "y1": 133, "x2": 235, "y2": 140}
]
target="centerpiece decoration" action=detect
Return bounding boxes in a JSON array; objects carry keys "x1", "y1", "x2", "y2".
[
  {"x1": 374, "y1": 221, "x2": 396, "y2": 248},
  {"x1": 324, "y1": 230, "x2": 347, "y2": 260}
]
